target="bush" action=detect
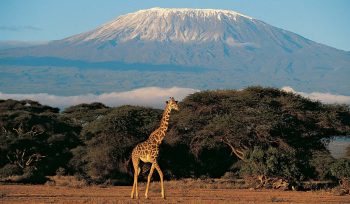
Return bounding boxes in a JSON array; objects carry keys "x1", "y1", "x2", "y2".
[
  {"x1": 240, "y1": 146, "x2": 302, "y2": 183},
  {"x1": 167, "y1": 87, "x2": 350, "y2": 180},
  {"x1": 5, "y1": 166, "x2": 48, "y2": 184},
  {"x1": 2, "y1": 88, "x2": 350, "y2": 184},
  {"x1": 70, "y1": 106, "x2": 161, "y2": 183},
  {"x1": 330, "y1": 159, "x2": 350, "y2": 182},
  {"x1": 309, "y1": 150, "x2": 335, "y2": 180},
  {"x1": 0, "y1": 164, "x2": 22, "y2": 178},
  {"x1": 55, "y1": 167, "x2": 66, "y2": 176}
]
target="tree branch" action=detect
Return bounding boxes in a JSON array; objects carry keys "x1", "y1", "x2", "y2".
[{"x1": 221, "y1": 137, "x2": 246, "y2": 161}]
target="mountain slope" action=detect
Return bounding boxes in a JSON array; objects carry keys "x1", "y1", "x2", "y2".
[{"x1": 0, "y1": 8, "x2": 349, "y2": 95}]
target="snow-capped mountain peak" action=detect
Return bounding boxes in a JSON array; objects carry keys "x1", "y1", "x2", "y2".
[
  {"x1": 1, "y1": 8, "x2": 349, "y2": 96},
  {"x1": 137, "y1": 7, "x2": 253, "y2": 20},
  {"x1": 66, "y1": 8, "x2": 255, "y2": 43}
]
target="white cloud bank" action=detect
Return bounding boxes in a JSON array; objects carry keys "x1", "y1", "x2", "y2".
[
  {"x1": 1, "y1": 86, "x2": 349, "y2": 110},
  {"x1": 281, "y1": 86, "x2": 350, "y2": 104},
  {"x1": 0, "y1": 87, "x2": 199, "y2": 109}
]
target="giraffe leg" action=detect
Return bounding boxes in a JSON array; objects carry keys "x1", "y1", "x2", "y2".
[
  {"x1": 145, "y1": 163, "x2": 155, "y2": 199},
  {"x1": 154, "y1": 162, "x2": 165, "y2": 199},
  {"x1": 130, "y1": 157, "x2": 139, "y2": 199}
]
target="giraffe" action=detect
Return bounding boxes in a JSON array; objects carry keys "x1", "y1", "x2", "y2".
[{"x1": 130, "y1": 97, "x2": 179, "y2": 199}]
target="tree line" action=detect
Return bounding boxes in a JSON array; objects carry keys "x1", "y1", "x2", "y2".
[{"x1": 0, "y1": 87, "x2": 349, "y2": 190}]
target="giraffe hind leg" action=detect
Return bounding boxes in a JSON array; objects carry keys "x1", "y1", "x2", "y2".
[
  {"x1": 154, "y1": 162, "x2": 165, "y2": 199},
  {"x1": 145, "y1": 163, "x2": 155, "y2": 199},
  {"x1": 130, "y1": 157, "x2": 139, "y2": 199}
]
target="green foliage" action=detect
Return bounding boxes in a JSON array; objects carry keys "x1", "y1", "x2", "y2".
[
  {"x1": 0, "y1": 164, "x2": 22, "y2": 177},
  {"x1": 330, "y1": 159, "x2": 350, "y2": 180},
  {"x1": 68, "y1": 146, "x2": 88, "y2": 177},
  {"x1": 1, "y1": 87, "x2": 350, "y2": 185},
  {"x1": 0, "y1": 99, "x2": 59, "y2": 113},
  {"x1": 0, "y1": 99, "x2": 80, "y2": 180},
  {"x1": 70, "y1": 105, "x2": 162, "y2": 182},
  {"x1": 309, "y1": 150, "x2": 335, "y2": 180},
  {"x1": 240, "y1": 146, "x2": 302, "y2": 182},
  {"x1": 167, "y1": 86, "x2": 350, "y2": 180},
  {"x1": 61, "y1": 102, "x2": 110, "y2": 128},
  {"x1": 18, "y1": 166, "x2": 47, "y2": 184}
]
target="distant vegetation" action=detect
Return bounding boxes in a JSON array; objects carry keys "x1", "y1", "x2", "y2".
[{"x1": 1, "y1": 87, "x2": 349, "y2": 191}]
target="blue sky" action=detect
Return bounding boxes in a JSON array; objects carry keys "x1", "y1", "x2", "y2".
[{"x1": 0, "y1": 0, "x2": 349, "y2": 51}]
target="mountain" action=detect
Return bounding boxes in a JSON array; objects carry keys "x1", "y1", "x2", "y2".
[
  {"x1": 0, "y1": 8, "x2": 349, "y2": 95},
  {"x1": 0, "y1": 41, "x2": 48, "y2": 51}
]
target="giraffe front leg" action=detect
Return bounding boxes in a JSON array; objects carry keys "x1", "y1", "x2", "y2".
[{"x1": 154, "y1": 162, "x2": 165, "y2": 199}]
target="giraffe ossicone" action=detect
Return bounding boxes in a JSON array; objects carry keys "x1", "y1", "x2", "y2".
[{"x1": 130, "y1": 97, "x2": 179, "y2": 199}]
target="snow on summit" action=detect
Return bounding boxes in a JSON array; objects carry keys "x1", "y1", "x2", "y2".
[
  {"x1": 66, "y1": 7, "x2": 256, "y2": 43},
  {"x1": 137, "y1": 7, "x2": 253, "y2": 20}
]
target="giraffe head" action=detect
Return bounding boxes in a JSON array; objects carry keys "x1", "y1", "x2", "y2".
[{"x1": 166, "y1": 97, "x2": 179, "y2": 111}]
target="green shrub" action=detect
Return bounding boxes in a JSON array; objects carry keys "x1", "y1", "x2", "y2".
[
  {"x1": 19, "y1": 166, "x2": 47, "y2": 184},
  {"x1": 70, "y1": 106, "x2": 161, "y2": 182},
  {"x1": 330, "y1": 159, "x2": 350, "y2": 181},
  {"x1": 240, "y1": 146, "x2": 302, "y2": 182},
  {"x1": 309, "y1": 150, "x2": 335, "y2": 180},
  {"x1": 0, "y1": 164, "x2": 22, "y2": 178}
]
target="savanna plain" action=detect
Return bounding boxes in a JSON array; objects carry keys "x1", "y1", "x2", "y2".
[{"x1": 1, "y1": 178, "x2": 349, "y2": 204}]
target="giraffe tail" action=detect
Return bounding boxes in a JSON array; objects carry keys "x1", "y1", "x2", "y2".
[
  {"x1": 125, "y1": 157, "x2": 134, "y2": 177},
  {"x1": 125, "y1": 156, "x2": 142, "y2": 176}
]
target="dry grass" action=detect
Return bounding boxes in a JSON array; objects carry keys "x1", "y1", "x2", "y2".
[
  {"x1": 0, "y1": 190, "x2": 6, "y2": 198},
  {"x1": 1, "y1": 177, "x2": 349, "y2": 203},
  {"x1": 45, "y1": 176, "x2": 88, "y2": 188},
  {"x1": 165, "y1": 178, "x2": 246, "y2": 189},
  {"x1": 135, "y1": 178, "x2": 247, "y2": 194},
  {"x1": 1, "y1": 183, "x2": 350, "y2": 204}
]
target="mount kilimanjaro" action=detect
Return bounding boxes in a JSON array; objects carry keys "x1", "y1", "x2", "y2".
[{"x1": 0, "y1": 8, "x2": 349, "y2": 95}]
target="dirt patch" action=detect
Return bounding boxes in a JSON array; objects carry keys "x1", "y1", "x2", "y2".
[{"x1": 1, "y1": 183, "x2": 349, "y2": 204}]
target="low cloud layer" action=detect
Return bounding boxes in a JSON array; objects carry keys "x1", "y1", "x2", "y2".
[
  {"x1": 0, "y1": 87, "x2": 199, "y2": 109},
  {"x1": 281, "y1": 86, "x2": 350, "y2": 104},
  {"x1": 1, "y1": 86, "x2": 349, "y2": 110}
]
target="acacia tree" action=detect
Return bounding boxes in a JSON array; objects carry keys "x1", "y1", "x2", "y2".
[
  {"x1": 0, "y1": 99, "x2": 80, "y2": 182},
  {"x1": 69, "y1": 105, "x2": 162, "y2": 182},
  {"x1": 330, "y1": 158, "x2": 350, "y2": 191},
  {"x1": 5, "y1": 126, "x2": 45, "y2": 170},
  {"x1": 167, "y1": 87, "x2": 350, "y2": 180}
]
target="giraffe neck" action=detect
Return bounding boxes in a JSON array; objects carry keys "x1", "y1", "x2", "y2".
[
  {"x1": 159, "y1": 104, "x2": 171, "y2": 133},
  {"x1": 149, "y1": 104, "x2": 172, "y2": 144}
]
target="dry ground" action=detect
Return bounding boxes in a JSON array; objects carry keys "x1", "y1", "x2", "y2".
[{"x1": 1, "y1": 183, "x2": 349, "y2": 204}]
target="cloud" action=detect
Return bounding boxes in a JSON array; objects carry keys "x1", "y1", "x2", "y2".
[
  {"x1": 0, "y1": 25, "x2": 41, "y2": 32},
  {"x1": 0, "y1": 87, "x2": 199, "y2": 109},
  {"x1": 281, "y1": 86, "x2": 350, "y2": 104},
  {"x1": 1, "y1": 86, "x2": 348, "y2": 110}
]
